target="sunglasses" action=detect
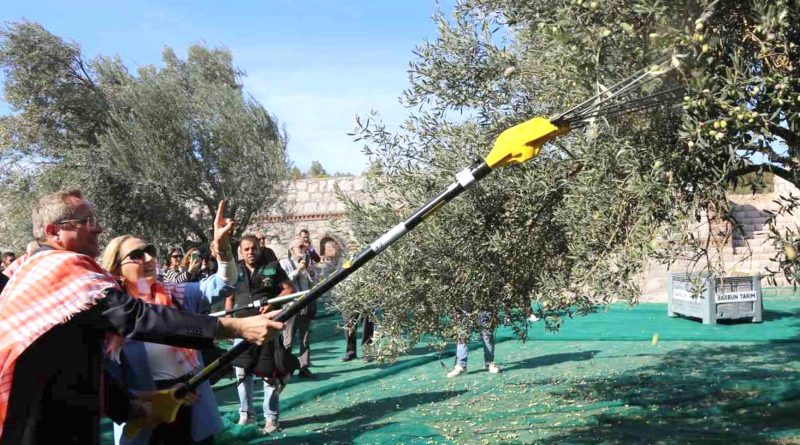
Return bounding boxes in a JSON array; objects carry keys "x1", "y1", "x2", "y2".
[
  {"x1": 171, "y1": 254, "x2": 184, "y2": 259},
  {"x1": 119, "y1": 244, "x2": 157, "y2": 265},
  {"x1": 58, "y1": 215, "x2": 101, "y2": 230}
]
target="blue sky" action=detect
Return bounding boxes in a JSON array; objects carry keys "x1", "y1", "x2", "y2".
[{"x1": 0, "y1": 0, "x2": 453, "y2": 175}]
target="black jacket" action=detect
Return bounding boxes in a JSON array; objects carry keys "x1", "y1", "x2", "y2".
[{"x1": 1, "y1": 287, "x2": 218, "y2": 445}]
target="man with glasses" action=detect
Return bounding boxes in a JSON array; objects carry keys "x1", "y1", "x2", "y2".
[
  {"x1": 0, "y1": 189, "x2": 284, "y2": 445},
  {"x1": 280, "y1": 239, "x2": 317, "y2": 379}
]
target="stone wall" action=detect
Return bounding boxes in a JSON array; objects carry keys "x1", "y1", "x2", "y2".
[
  {"x1": 251, "y1": 175, "x2": 799, "y2": 303},
  {"x1": 637, "y1": 176, "x2": 800, "y2": 301},
  {"x1": 248, "y1": 176, "x2": 368, "y2": 271}
]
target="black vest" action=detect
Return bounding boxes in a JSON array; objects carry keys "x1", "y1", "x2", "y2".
[
  {"x1": 229, "y1": 259, "x2": 298, "y2": 376},
  {"x1": 231, "y1": 259, "x2": 287, "y2": 317}
]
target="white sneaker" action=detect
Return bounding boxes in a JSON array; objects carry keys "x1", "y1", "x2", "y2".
[
  {"x1": 262, "y1": 418, "x2": 280, "y2": 435},
  {"x1": 238, "y1": 413, "x2": 257, "y2": 426},
  {"x1": 486, "y1": 362, "x2": 501, "y2": 374},
  {"x1": 447, "y1": 364, "x2": 466, "y2": 378}
]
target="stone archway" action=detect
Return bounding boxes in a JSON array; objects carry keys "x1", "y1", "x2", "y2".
[
  {"x1": 314, "y1": 233, "x2": 349, "y2": 280},
  {"x1": 319, "y1": 232, "x2": 350, "y2": 260},
  {"x1": 319, "y1": 236, "x2": 342, "y2": 262}
]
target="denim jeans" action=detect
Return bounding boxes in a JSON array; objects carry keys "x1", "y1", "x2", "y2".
[
  {"x1": 233, "y1": 339, "x2": 279, "y2": 421},
  {"x1": 455, "y1": 311, "x2": 495, "y2": 368}
]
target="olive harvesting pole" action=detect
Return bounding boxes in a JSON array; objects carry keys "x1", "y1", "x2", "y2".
[{"x1": 123, "y1": 59, "x2": 681, "y2": 438}]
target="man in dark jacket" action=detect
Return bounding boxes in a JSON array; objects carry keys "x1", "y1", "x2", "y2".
[
  {"x1": 0, "y1": 190, "x2": 283, "y2": 445},
  {"x1": 225, "y1": 234, "x2": 295, "y2": 435}
]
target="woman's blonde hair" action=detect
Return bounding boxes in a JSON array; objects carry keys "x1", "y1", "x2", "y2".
[
  {"x1": 100, "y1": 235, "x2": 136, "y2": 276},
  {"x1": 181, "y1": 247, "x2": 199, "y2": 269}
]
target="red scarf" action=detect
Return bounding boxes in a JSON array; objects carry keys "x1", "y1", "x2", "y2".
[{"x1": 0, "y1": 249, "x2": 118, "y2": 440}]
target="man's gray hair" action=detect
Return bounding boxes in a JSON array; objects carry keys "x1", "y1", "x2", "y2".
[{"x1": 32, "y1": 189, "x2": 83, "y2": 240}]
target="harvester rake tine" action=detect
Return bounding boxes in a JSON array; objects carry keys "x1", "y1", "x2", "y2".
[
  {"x1": 569, "y1": 86, "x2": 685, "y2": 123},
  {"x1": 554, "y1": 58, "x2": 673, "y2": 124}
]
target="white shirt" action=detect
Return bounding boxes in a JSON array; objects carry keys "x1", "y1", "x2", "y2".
[{"x1": 144, "y1": 343, "x2": 195, "y2": 380}]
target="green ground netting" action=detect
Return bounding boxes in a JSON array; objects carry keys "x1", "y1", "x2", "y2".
[{"x1": 102, "y1": 297, "x2": 800, "y2": 444}]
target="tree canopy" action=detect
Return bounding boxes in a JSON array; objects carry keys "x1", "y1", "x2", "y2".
[
  {"x1": 335, "y1": 0, "x2": 800, "y2": 360},
  {"x1": 0, "y1": 21, "x2": 289, "y2": 251},
  {"x1": 307, "y1": 160, "x2": 329, "y2": 178}
]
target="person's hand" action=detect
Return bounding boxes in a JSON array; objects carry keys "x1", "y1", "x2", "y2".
[
  {"x1": 296, "y1": 259, "x2": 306, "y2": 271},
  {"x1": 212, "y1": 200, "x2": 237, "y2": 260},
  {"x1": 188, "y1": 257, "x2": 201, "y2": 273},
  {"x1": 175, "y1": 384, "x2": 200, "y2": 406},
  {"x1": 129, "y1": 396, "x2": 153, "y2": 420},
  {"x1": 259, "y1": 303, "x2": 273, "y2": 315},
  {"x1": 129, "y1": 383, "x2": 199, "y2": 420},
  {"x1": 218, "y1": 312, "x2": 283, "y2": 345}
]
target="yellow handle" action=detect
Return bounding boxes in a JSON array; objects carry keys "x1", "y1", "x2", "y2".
[
  {"x1": 484, "y1": 117, "x2": 569, "y2": 169},
  {"x1": 122, "y1": 388, "x2": 185, "y2": 439}
]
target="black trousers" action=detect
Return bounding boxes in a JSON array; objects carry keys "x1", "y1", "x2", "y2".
[{"x1": 344, "y1": 314, "x2": 374, "y2": 357}]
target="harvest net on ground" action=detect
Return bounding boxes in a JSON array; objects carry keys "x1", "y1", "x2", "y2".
[{"x1": 102, "y1": 296, "x2": 800, "y2": 444}]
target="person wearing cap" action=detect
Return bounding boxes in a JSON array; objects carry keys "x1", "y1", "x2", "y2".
[{"x1": 279, "y1": 238, "x2": 316, "y2": 378}]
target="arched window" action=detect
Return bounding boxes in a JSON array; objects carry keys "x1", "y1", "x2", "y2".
[{"x1": 319, "y1": 236, "x2": 341, "y2": 262}]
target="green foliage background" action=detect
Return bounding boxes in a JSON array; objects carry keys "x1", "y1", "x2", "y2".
[
  {"x1": 334, "y1": 0, "x2": 800, "y2": 360},
  {"x1": 1, "y1": 2, "x2": 799, "y2": 361},
  {"x1": 0, "y1": 22, "x2": 289, "y2": 253}
]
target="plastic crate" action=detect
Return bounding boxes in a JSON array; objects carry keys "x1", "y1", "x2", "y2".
[{"x1": 667, "y1": 273, "x2": 763, "y2": 324}]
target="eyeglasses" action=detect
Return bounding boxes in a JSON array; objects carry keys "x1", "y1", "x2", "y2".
[
  {"x1": 57, "y1": 215, "x2": 101, "y2": 229},
  {"x1": 119, "y1": 244, "x2": 157, "y2": 265},
  {"x1": 171, "y1": 254, "x2": 184, "y2": 259}
]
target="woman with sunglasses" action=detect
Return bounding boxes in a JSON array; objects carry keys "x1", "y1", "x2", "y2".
[
  {"x1": 100, "y1": 202, "x2": 238, "y2": 445},
  {"x1": 163, "y1": 246, "x2": 191, "y2": 283}
]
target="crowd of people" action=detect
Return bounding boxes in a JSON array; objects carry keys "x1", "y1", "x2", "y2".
[{"x1": 0, "y1": 189, "x2": 500, "y2": 444}]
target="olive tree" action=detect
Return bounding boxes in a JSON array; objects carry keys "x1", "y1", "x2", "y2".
[
  {"x1": 0, "y1": 21, "x2": 289, "y2": 251},
  {"x1": 334, "y1": 0, "x2": 800, "y2": 360}
]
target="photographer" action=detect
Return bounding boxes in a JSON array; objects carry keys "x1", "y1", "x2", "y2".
[
  {"x1": 197, "y1": 246, "x2": 217, "y2": 280},
  {"x1": 279, "y1": 239, "x2": 316, "y2": 378},
  {"x1": 297, "y1": 229, "x2": 320, "y2": 264}
]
